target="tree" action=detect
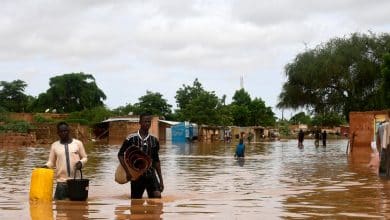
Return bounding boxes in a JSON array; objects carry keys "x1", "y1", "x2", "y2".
[
  {"x1": 231, "y1": 104, "x2": 250, "y2": 126},
  {"x1": 216, "y1": 101, "x2": 234, "y2": 127},
  {"x1": 175, "y1": 78, "x2": 204, "y2": 109},
  {"x1": 0, "y1": 80, "x2": 31, "y2": 112},
  {"x1": 382, "y1": 53, "x2": 390, "y2": 107},
  {"x1": 174, "y1": 79, "x2": 226, "y2": 124},
  {"x1": 289, "y1": 112, "x2": 311, "y2": 125},
  {"x1": 278, "y1": 32, "x2": 390, "y2": 121},
  {"x1": 248, "y1": 97, "x2": 276, "y2": 127},
  {"x1": 182, "y1": 91, "x2": 220, "y2": 125},
  {"x1": 230, "y1": 89, "x2": 275, "y2": 126},
  {"x1": 133, "y1": 91, "x2": 172, "y2": 118},
  {"x1": 231, "y1": 89, "x2": 251, "y2": 126},
  {"x1": 232, "y1": 89, "x2": 251, "y2": 106},
  {"x1": 112, "y1": 103, "x2": 136, "y2": 116},
  {"x1": 68, "y1": 106, "x2": 113, "y2": 125},
  {"x1": 31, "y1": 73, "x2": 106, "y2": 112},
  {"x1": 311, "y1": 112, "x2": 346, "y2": 127}
]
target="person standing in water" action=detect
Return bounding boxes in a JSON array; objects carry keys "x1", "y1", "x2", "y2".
[
  {"x1": 235, "y1": 138, "x2": 246, "y2": 158},
  {"x1": 118, "y1": 113, "x2": 164, "y2": 199},
  {"x1": 322, "y1": 130, "x2": 327, "y2": 147},
  {"x1": 43, "y1": 122, "x2": 88, "y2": 200},
  {"x1": 314, "y1": 129, "x2": 320, "y2": 147},
  {"x1": 298, "y1": 129, "x2": 304, "y2": 147}
]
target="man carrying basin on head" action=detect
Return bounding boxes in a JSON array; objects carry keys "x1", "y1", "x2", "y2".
[
  {"x1": 118, "y1": 113, "x2": 164, "y2": 199},
  {"x1": 43, "y1": 122, "x2": 88, "y2": 200}
]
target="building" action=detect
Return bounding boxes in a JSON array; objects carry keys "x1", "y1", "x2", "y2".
[
  {"x1": 348, "y1": 110, "x2": 389, "y2": 167},
  {"x1": 93, "y1": 116, "x2": 160, "y2": 145}
]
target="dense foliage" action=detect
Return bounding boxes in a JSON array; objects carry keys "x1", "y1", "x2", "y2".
[
  {"x1": 174, "y1": 79, "x2": 221, "y2": 125},
  {"x1": 382, "y1": 53, "x2": 390, "y2": 107},
  {"x1": 289, "y1": 112, "x2": 311, "y2": 125},
  {"x1": 173, "y1": 80, "x2": 275, "y2": 126},
  {"x1": 278, "y1": 32, "x2": 390, "y2": 121},
  {"x1": 68, "y1": 106, "x2": 114, "y2": 125},
  {"x1": 289, "y1": 111, "x2": 346, "y2": 127},
  {"x1": 133, "y1": 91, "x2": 172, "y2": 118},
  {"x1": 0, "y1": 80, "x2": 32, "y2": 112},
  {"x1": 30, "y1": 73, "x2": 106, "y2": 113}
]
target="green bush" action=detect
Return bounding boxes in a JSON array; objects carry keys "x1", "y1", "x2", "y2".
[
  {"x1": 68, "y1": 106, "x2": 113, "y2": 125},
  {"x1": 0, "y1": 120, "x2": 34, "y2": 133},
  {"x1": 277, "y1": 120, "x2": 291, "y2": 137},
  {"x1": 0, "y1": 108, "x2": 9, "y2": 122},
  {"x1": 34, "y1": 114, "x2": 55, "y2": 123}
]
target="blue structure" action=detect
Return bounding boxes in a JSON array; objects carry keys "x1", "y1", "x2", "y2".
[{"x1": 172, "y1": 122, "x2": 195, "y2": 143}]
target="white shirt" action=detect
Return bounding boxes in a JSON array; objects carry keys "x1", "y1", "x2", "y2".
[{"x1": 45, "y1": 139, "x2": 88, "y2": 182}]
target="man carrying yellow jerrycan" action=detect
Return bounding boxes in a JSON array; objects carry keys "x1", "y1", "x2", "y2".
[{"x1": 30, "y1": 122, "x2": 88, "y2": 202}]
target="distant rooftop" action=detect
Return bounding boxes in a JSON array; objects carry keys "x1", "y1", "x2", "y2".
[
  {"x1": 101, "y1": 117, "x2": 139, "y2": 123},
  {"x1": 158, "y1": 120, "x2": 180, "y2": 126}
]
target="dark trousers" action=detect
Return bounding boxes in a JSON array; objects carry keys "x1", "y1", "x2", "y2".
[
  {"x1": 54, "y1": 182, "x2": 69, "y2": 200},
  {"x1": 130, "y1": 170, "x2": 160, "y2": 199}
]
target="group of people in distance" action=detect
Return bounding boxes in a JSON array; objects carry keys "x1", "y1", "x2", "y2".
[
  {"x1": 298, "y1": 129, "x2": 327, "y2": 148},
  {"x1": 42, "y1": 113, "x2": 163, "y2": 200}
]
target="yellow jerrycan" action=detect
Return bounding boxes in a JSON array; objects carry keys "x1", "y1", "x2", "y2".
[{"x1": 29, "y1": 168, "x2": 54, "y2": 202}]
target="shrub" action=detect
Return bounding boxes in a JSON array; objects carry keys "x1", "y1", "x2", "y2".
[
  {"x1": 0, "y1": 120, "x2": 34, "y2": 133},
  {"x1": 34, "y1": 114, "x2": 55, "y2": 123}
]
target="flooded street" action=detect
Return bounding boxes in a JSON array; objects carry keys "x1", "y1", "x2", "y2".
[{"x1": 1, "y1": 139, "x2": 390, "y2": 219}]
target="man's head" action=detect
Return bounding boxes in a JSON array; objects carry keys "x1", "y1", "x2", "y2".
[
  {"x1": 57, "y1": 122, "x2": 70, "y2": 143},
  {"x1": 139, "y1": 113, "x2": 152, "y2": 133}
]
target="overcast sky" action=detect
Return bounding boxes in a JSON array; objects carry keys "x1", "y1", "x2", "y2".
[{"x1": 1, "y1": 0, "x2": 390, "y2": 119}]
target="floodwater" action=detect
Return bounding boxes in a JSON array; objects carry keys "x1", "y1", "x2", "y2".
[{"x1": 1, "y1": 139, "x2": 390, "y2": 219}]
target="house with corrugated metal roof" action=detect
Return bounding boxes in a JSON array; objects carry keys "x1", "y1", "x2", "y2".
[
  {"x1": 93, "y1": 115, "x2": 160, "y2": 145},
  {"x1": 93, "y1": 116, "x2": 197, "y2": 145}
]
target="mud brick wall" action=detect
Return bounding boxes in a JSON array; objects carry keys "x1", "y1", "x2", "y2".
[
  {"x1": 0, "y1": 132, "x2": 36, "y2": 147},
  {"x1": 33, "y1": 123, "x2": 58, "y2": 145},
  {"x1": 32, "y1": 123, "x2": 90, "y2": 145},
  {"x1": 108, "y1": 122, "x2": 139, "y2": 145},
  {"x1": 71, "y1": 124, "x2": 90, "y2": 143},
  {"x1": 349, "y1": 111, "x2": 390, "y2": 149},
  {"x1": 8, "y1": 113, "x2": 34, "y2": 123},
  {"x1": 150, "y1": 116, "x2": 159, "y2": 140},
  {"x1": 107, "y1": 116, "x2": 160, "y2": 145},
  {"x1": 349, "y1": 112, "x2": 375, "y2": 148},
  {"x1": 158, "y1": 123, "x2": 170, "y2": 142},
  {"x1": 8, "y1": 113, "x2": 69, "y2": 123}
]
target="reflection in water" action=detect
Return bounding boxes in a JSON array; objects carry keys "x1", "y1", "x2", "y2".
[
  {"x1": 235, "y1": 157, "x2": 245, "y2": 167},
  {"x1": 29, "y1": 202, "x2": 53, "y2": 220},
  {"x1": 54, "y1": 200, "x2": 89, "y2": 220},
  {"x1": 2, "y1": 140, "x2": 390, "y2": 218},
  {"x1": 115, "y1": 199, "x2": 163, "y2": 219}
]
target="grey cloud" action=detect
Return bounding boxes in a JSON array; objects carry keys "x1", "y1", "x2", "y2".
[{"x1": 1, "y1": 0, "x2": 389, "y2": 115}]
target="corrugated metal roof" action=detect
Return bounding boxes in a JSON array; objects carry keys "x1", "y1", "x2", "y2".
[
  {"x1": 102, "y1": 117, "x2": 139, "y2": 123},
  {"x1": 158, "y1": 119, "x2": 180, "y2": 125}
]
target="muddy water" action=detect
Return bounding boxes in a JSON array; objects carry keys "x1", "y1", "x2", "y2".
[{"x1": 1, "y1": 139, "x2": 390, "y2": 219}]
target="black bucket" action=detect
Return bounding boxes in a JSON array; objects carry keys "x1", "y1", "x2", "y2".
[{"x1": 67, "y1": 169, "x2": 89, "y2": 201}]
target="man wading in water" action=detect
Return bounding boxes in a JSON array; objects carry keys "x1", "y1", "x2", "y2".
[
  {"x1": 43, "y1": 122, "x2": 88, "y2": 200},
  {"x1": 118, "y1": 113, "x2": 164, "y2": 199}
]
